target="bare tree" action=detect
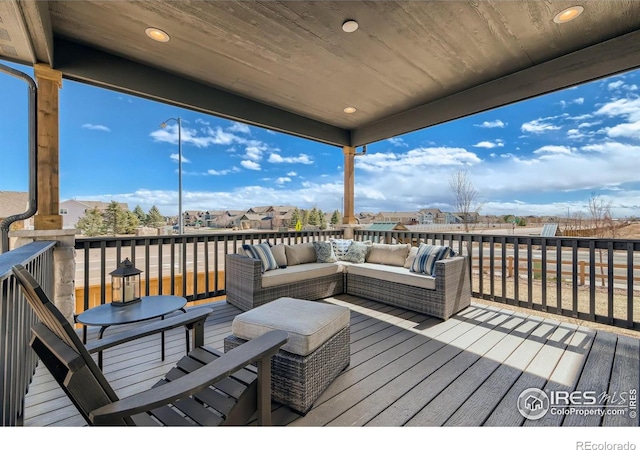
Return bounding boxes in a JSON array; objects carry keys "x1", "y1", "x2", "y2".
[
  {"x1": 588, "y1": 192, "x2": 613, "y2": 286},
  {"x1": 449, "y1": 169, "x2": 483, "y2": 233}
]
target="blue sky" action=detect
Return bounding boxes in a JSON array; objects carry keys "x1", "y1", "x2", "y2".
[{"x1": 2, "y1": 60, "x2": 639, "y2": 219}]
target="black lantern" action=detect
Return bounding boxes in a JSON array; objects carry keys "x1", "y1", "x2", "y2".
[{"x1": 109, "y1": 258, "x2": 142, "y2": 306}]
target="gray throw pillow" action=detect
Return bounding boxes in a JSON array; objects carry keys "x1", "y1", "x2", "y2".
[
  {"x1": 341, "y1": 241, "x2": 371, "y2": 264},
  {"x1": 313, "y1": 241, "x2": 337, "y2": 263}
]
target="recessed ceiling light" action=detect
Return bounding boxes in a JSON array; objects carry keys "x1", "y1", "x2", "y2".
[
  {"x1": 145, "y1": 27, "x2": 170, "y2": 42},
  {"x1": 553, "y1": 6, "x2": 584, "y2": 24},
  {"x1": 343, "y1": 106, "x2": 357, "y2": 114},
  {"x1": 342, "y1": 20, "x2": 359, "y2": 33}
]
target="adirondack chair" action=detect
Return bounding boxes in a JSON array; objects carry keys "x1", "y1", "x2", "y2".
[{"x1": 12, "y1": 264, "x2": 288, "y2": 426}]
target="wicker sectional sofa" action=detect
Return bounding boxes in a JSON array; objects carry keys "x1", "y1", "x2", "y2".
[{"x1": 225, "y1": 240, "x2": 471, "y2": 320}]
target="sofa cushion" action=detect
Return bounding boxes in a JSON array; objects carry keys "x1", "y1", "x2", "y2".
[
  {"x1": 313, "y1": 241, "x2": 338, "y2": 263},
  {"x1": 242, "y1": 242, "x2": 278, "y2": 272},
  {"x1": 330, "y1": 238, "x2": 353, "y2": 260},
  {"x1": 366, "y1": 243, "x2": 411, "y2": 267},
  {"x1": 341, "y1": 241, "x2": 371, "y2": 264},
  {"x1": 348, "y1": 263, "x2": 436, "y2": 290},
  {"x1": 285, "y1": 242, "x2": 317, "y2": 265},
  {"x1": 271, "y1": 243, "x2": 288, "y2": 267},
  {"x1": 410, "y1": 243, "x2": 456, "y2": 276},
  {"x1": 231, "y1": 297, "x2": 350, "y2": 356},
  {"x1": 261, "y1": 262, "x2": 344, "y2": 288}
]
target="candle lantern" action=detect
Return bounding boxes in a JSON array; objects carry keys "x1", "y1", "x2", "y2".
[{"x1": 110, "y1": 258, "x2": 142, "y2": 306}]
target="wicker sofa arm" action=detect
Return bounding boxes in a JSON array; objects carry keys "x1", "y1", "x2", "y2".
[
  {"x1": 225, "y1": 253, "x2": 262, "y2": 297},
  {"x1": 435, "y1": 255, "x2": 471, "y2": 316}
]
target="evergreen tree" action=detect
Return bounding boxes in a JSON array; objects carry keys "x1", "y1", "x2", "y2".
[
  {"x1": 147, "y1": 205, "x2": 166, "y2": 228},
  {"x1": 102, "y1": 201, "x2": 129, "y2": 235},
  {"x1": 318, "y1": 209, "x2": 327, "y2": 230},
  {"x1": 301, "y1": 209, "x2": 310, "y2": 227},
  {"x1": 133, "y1": 205, "x2": 147, "y2": 224},
  {"x1": 330, "y1": 209, "x2": 341, "y2": 225},
  {"x1": 76, "y1": 207, "x2": 104, "y2": 236},
  {"x1": 308, "y1": 207, "x2": 319, "y2": 226},
  {"x1": 124, "y1": 210, "x2": 140, "y2": 234},
  {"x1": 290, "y1": 208, "x2": 301, "y2": 229}
]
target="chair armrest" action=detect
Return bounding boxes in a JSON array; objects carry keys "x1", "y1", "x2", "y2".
[
  {"x1": 85, "y1": 307, "x2": 213, "y2": 354},
  {"x1": 89, "y1": 329, "x2": 288, "y2": 425}
]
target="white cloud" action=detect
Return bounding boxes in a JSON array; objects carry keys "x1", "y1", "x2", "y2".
[
  {"x1": 558, "y1": 98, "x2": 584, "y2": 108},
  {"x1": 608, "y1": 80, "x2": 624, "y2": 90},
  {"x1": 207, "y1": 167, "x2": 240, "y2": 176},
  {"x1": 268, "y1": 153, "x2": 313, "y2": 164},
  {"x1": 521, "y1": 117, "x2": 562, "y2": 134},
  {"x1": 473, "y1": 140, "x2": 504, "y2": 149},
  {"x1": 533, "y1": 145, "x2": 573, "y2": 155},
  {"x1": 287, "y1": 171, "x2": 298, "y2": 176},
  {"x1": 275, "y1": 177, "x2": 292, "y2": 185},
  {"x1": 82, "y1": 123, "x2": 110, "y2": 132},
  {"x1": 595, "y1": 97, "x2": 640, "y2": 122},
  {"x1": 357, "y1": 147, "x2": 481, "y2": 174},
  {"x1": 474, "y1": 120, "x2": 506, "y2": 128},
  {"x1": 245, "y1": 146, "x2": 265, "y2": 161},
  {"x1": 170, "y1": 153, "x2": 190, "y2": 163},
  {"x1": 227, "y1": 122, "x2": 251, "y2": 134},
  {"x1": 605, "y1": 121, "x2": 640, "y2": 139},
  {"x1": 241, "y1": 160, "x2": 261, "y2": 171},
  {"x1": 387, "y1": 137, "x2": 408, "y2": 147},
  {"x1": 578, "y1": 121, "x2": 602, "y2": 128}
]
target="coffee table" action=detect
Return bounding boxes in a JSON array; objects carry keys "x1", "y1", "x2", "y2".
[{"x1": 76, "y1": 295, "x2": 187, "y2": 368}]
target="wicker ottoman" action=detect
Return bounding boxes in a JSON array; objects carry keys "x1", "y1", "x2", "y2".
[{"x1": 224, "y1": 297, "x2": 350, "y2": 414}]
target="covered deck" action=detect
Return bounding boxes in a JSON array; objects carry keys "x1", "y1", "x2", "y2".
[{"x1": 24, "y1": 294, "x2": 640, "y2": 427}]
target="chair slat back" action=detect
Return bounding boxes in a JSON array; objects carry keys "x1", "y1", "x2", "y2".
[{"x1": 12, "y1": 264, "x2": 130, "y2": 425}]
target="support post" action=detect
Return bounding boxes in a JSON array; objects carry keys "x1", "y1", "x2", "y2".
[
  {"x1": 342, "y1": 145, "x2": 356, "y2": 225},
  {"x1": 33, "y1": 64, "x2": 62, "y2": 230}
]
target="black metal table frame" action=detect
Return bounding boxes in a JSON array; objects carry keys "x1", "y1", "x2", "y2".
[{"x1": 76, "y1": 295, "x2": 188, "y2": 369}]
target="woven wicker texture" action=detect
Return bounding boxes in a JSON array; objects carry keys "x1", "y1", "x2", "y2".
[{"x1": 225, "y1": 325, "x2": 350, "y2": 414}]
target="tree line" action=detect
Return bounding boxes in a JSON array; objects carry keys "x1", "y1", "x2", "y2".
[
  {"x1": 77, "y1": 201, "x2": 166, "y2": 236},
  {"x1": 289, "y1": 207, "x2": 341, "y2": 230}
]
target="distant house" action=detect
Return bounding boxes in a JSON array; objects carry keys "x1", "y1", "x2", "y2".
[
  {"x1": 59, "y1": 199, "x2": 129, "y2": 230},
  {"x1": 0, "y1": 191, "x2": 32, "y2": 230},
  {"x1": 374, "y1": 212, "x2": 418, "y2": 225}
]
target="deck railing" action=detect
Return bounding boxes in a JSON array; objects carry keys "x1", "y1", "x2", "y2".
[
  {"x1": 74, "y1": 229, "x2": 344, "y2": 313},
  {"x1": 354, "y1": 230, "x2": 640, "y2": 330},
  {"x1": 0, "y1": 240, "x2": 56, "y2": 426}
]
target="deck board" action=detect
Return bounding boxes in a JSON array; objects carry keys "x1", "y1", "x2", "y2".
[{"x1": 23, "y1": 294, "x2": 640, "y2": 427}]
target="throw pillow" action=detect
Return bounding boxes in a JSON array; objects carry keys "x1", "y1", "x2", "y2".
[
  {"x1": 410, "y1": 243, "x2": 455, "y2": 276},
  {"x1": 313, "y1": 241, "x2": 338, "y2": 263},
  {"x1": 330, "y1": 238, "x2": 353, "y2": 260},
  {"x1": 341, "y1": 241, "x2": 371, "y2": 264},
  {"x1": 284, "y1": 242, "x2": 317, "y2": 265},
  {"x1": 403, "y1": 246, "x2": 419, "y2": 269},
  {"x1": 242, "y1": 242, "x2": 279, "y2": 273},
  {"x1": 366, "y1": 243, "x2": 411, "y2": 267},
  {"x1": 271, "y1": 243, "x2": 288, "y2": 268}
]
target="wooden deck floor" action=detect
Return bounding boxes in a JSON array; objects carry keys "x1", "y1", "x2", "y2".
[{"x1": 24, "y1": 294, "x2": 640, "y2": 427}]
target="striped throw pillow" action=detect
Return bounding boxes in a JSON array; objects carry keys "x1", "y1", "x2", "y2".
[
  {"x1": 410, "y1": 243, "x2": 455, "y2": 276},
  {"x1": 242, "y1": 242, "x2": 279, "y2": 272}
]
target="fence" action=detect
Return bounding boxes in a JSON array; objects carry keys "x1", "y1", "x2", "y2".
[{"x1": 0, "y1": 240, "x2": 56, "y2": 426}]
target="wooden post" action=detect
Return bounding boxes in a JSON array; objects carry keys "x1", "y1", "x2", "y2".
[
  {"x1": 342, "y1": 146, "x2": 356, "y2": 225},
  {"x1": 33, "y1": 64, "x2": 63, "y2": 230}
]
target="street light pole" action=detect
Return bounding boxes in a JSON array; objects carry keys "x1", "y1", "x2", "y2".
[{"x1": 160, "y1": 117, "x2": 183, "y2": 235}]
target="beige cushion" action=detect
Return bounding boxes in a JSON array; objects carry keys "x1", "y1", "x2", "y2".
[
  {"x1": 271, "y1": 244, "x2": 287, "y2": 267},
  {"x1": 285, "y1": 242, "x2": 317, "y2": 265},
  {"x1": 261, "y1": 263, "x2": 344, "y2": 288},
  {"x1": 404, "y1": 246, "x2": 419, "y2": 268},
  {"x1": 231, "y1": 297, "x2": 350, "y2": 356},
  {"x1": 366, "y1": 243, "x2": 411, "y2": 267},
  {"x1": 348, "y1": 263, "x2": 436, "y2": 290}
]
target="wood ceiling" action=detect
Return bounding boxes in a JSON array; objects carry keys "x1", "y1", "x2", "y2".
[{"x1": 2, "y1": 0, "x2": 640, "y2": 147}]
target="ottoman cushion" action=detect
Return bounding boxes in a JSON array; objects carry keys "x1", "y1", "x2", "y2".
[{"x1": 231, "y1": 297, "x2": 350, "y2": 356}]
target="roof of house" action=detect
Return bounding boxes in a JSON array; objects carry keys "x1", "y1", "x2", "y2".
[{"x1": 0, "y1": 191, "x2": 29, "y2": 218}]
